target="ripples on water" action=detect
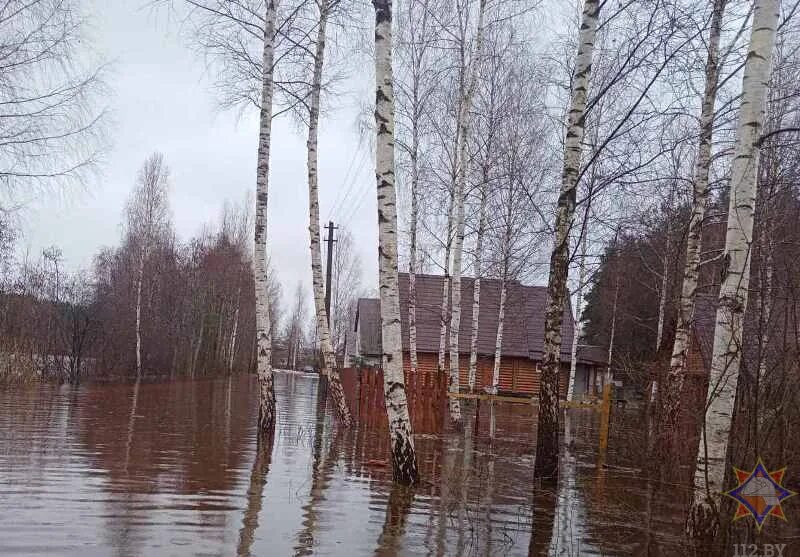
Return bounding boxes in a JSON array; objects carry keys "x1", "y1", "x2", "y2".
[{"x1": 0, "y1": 372, "x2": 702, "y2": 555}]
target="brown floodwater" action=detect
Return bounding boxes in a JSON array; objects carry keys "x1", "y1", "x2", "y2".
[{"x1": 0, "y1": 371, "x2": 793, "y2": 556}]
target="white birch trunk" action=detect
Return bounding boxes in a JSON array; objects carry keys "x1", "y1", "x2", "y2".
[
  {"x1": 489, "y1": 276, "x2": 507, "y2": 394},
  {"x1": 655, "y1": 240, "x2": 669, "y2": 353},
  {"x1": 373, "y1": 0, "x2": 419, "y2": 484},
  {"x1": 534, "y1": 0, "x2": 600, "y2": 483},
  {"x1": 254, "y1": 0, "x2": 278, "y2": 436},
  {"x1": 687, "y1": 0, "x2": 779, "y2": 543},
  {"x1": 407, "y1": 16, "x2": 427, "y2": 377},
  {"x1": 663, "y1": 0, "x2": 726, "y2": 423},
  {"x1": 467, "y1": 185, "x2": 487, "y2": 392},
  {"x1": 567, "y1": 232, "x2": 588, "y2": 402},
  {"x1": 757, "y1": 239, "x2": 773, "y2": 382},
  {"x1": 228, "y1": 285, "x2": 241, "y2": 373},
  {"x1": 437, "y1": 192, "x2": 454, "y2": 374},
  {"x1": 135, "y1": 252, "x2": 144, "y2": 377},
  {"x1": 448, "y1": 0, "x2": 487, "y2": 422},
  {"x1": 408, "y1": 160, "x2": 419, "y2": 374},
  {"x1": 306, "y1": 0, "x2": 352, "y2": 427}
]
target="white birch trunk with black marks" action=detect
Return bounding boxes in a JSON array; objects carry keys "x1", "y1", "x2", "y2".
[
  {"x1": 408, "y1": 122, "x2": 420, "y2": 377},
  {"x1": 254, "y1": 0, "x2": 278, "y2": 437},
  {"x1": 663, "y1": 0, "x2": 727, "y2": 426},
  {"x1": 567, "y1": 232, "x2": 588, "y2": 402},
  {"x1": 306, "y1": 0, "x2": 352, "y2": 427},
  {"x1": 534, "y1": 0, "x2": 600, "y2": 483},
  {"x1": 438, "y1": 192, "x2": 454, "y2": 374},
  {"x1": 135, "y1": 252, "x2": 144, "y2": 377},
  {"x1": 490, "y1": 276, "x2": 507, "y2": 394},
  {"x1": 686, "y1": 0, "x2": 779, "y2": 544},
  {"x1": 374, "y1": 0, "x2": 419, "y2": 485},
  {"x1": 468, "y1": 184, "x2": 487, "y2": 391},
  {"x1": 448, "y1": 0, "x2": 487, "y2": 423}
]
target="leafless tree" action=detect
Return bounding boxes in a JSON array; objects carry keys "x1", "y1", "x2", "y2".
[
  {"x1": 125, "y1": 154, "x2": 171, "y2": 377},
  {"x1": 0, "y1": 0, "x2": 108, "y2": 201}
]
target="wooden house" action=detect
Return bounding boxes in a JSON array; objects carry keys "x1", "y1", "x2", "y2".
[{"x1": 352, "y1": 273, "x2": 606, "y2": 398}]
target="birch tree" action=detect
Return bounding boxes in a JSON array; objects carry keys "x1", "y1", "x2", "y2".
[
  {"x1": 125, "y1": 154, "x2": 171, "y2": 377},
  {"x1": 686, "y1": 0, "x2": 779, "y2": 544},
  {"x1": 467, "y1": 182, "x2": 488, "y2": 391},
  {"x1": 566, "y1": 231, "x2": 587, "y2": 402},
  {"x1": 395, "y1": 0, "x2": 436, "y2": 377},
  {"x1": 305, "y1": 0, "x2": 352, "y2": 427},
  {"x1": 0, "y1": 0, "x2": 108, "y2": 198},
  {"x1": 448, "y1": 0, "x2": 488, "y2": 423},
  {"x1": 662, "y1": 0, "x2": 728, "y2": 428},
  {"x1": 373, "y1": 0, "x2": 419, "y2": 484},
  {"x1": 253, "y1": 0, "x2": 279, "y2": 436},
  {"x1": 534, "y1": 0, "x2": 600, "y2": 483}
]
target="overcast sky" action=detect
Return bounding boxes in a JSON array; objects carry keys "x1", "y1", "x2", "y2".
[{"x1": 19, "y1": 0, "x2": 379, "y2": 313}]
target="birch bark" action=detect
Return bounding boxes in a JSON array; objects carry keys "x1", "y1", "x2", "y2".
[
  {"x1": 407, "y1": 0, "x2": 431, "y2": 377},
  {"x1": 686, "y1": 0, "x2": 779, "y2": 543},
  {"x1": 534, "y1": 0, "x2": 600, "y2": 483},
  {"x1": 490, "y1": 275, "x2": 507, "y2": 394},
  {"x1": 448, "y1": 0, "x2": 488, "y2": 422},
  {"x1": 663, "y1": 0, "x2": 727, "y2": 427},
  {"x1": 655, "y1": 219, "x2": 671, "y2": 352},
  {"x1": 254, "y1": 0, "x2": 278, "y2": 436},
  {"x1": 374, "y1": 0, "x2": 419, "y2": 484},
  {"x1": 468, "y1": 183, "x2": 487, "y2": 391},
  {"x1": 437, "y1": 193, "x2": 454, "y2": 374},
  {"x1": 135, "y1": 253, "x2": 144, "y2": 377},
  {"x1": 228, "y1": 285, "x2": 241, "y2": 373},
  {"x1": 306, "y1": 0, "x2": 352, "y2": 427},
  {"x1": 567, "y1": 231, "x2": 587, "y2": 402}
]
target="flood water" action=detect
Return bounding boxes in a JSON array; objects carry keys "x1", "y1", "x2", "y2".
[{"x1": 0, "y1": 371, "x2": 757, "y2": 555}]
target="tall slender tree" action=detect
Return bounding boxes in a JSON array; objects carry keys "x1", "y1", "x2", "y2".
[
  {"x1": 566, "y1": 231, "x2": 588, "y2": 402},
  {"x1": 254, "y1": 0, "x2": 279, "y2": 436},
  {"x1": 373, "y1": 0, "x2": 419, "y2": 484},
  {"x1": 661, "y1": 0, "x2": 728, "y2": 428},
  {"x1": 467, "y1": 182, "x2": 488, "y2": 391},
  {"x1": 534, "y1": 0, "x2": 600, "y2": 482},
  {"x1": 125, "y1": 154, "x2": 171, "y2": 377},
  {"x1": 686, "y1": 0, "x2": 780, "y2": 545},
  {"x1": 448, "y1": 0, "x2": 488, "y2": 423},
  {"x1": 305, "y1": 0, "x2": 352, "y2": 426}
]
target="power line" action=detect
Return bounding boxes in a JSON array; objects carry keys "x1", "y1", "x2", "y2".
[
  {"x1": 327, "y1": 136, "x2": 366, "y2": 221},
  {"x1": 330, "y1": 146, "x2": 369, "y2": 222}
]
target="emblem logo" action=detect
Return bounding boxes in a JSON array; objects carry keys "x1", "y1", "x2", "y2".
[{"x1": 724, "y1": 458, "x2": 796, "y2": 531}]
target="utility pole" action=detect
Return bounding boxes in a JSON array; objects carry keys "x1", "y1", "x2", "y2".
[{"x1": 324, "y1": 220, "x2": 337, "y2": 326}]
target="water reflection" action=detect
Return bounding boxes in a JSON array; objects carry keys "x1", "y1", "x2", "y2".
[{"x1": 3, "y1": 372, "x2": 792, "y2": 555}]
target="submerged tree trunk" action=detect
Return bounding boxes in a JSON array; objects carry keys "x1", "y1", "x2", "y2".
[
  {"x1": 567, "y1": 232, "x2": 588, "y2": 402},
  {"x1": 373, "y1": 0, "x2": 419, "y2": 485},
  {"x1": 254, "y1": 0, "x2": 279, "y2": 436},
  {"x1": 448, "y1": 0, "x2": 487, "y2": 422},
  {"x1": 686, "y1": 0, "x2": 779, "y2": 545},
  {"x1": 534, "y1": 0, "x2": 600, "y2": 483},
  {"x1": 306, "y1": 0, "x2": 352, "y2": 427},
  {"x1": 468, "y1": 184, "x2": 488, "y2": 392},
  {"x1": 662, "y1": 0, "x2": 727, "y2": 428}
]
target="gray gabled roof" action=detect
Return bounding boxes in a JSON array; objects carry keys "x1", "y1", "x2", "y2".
[{"x1": 357, "y1": 273, "x2": 577, "y2": 360}]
